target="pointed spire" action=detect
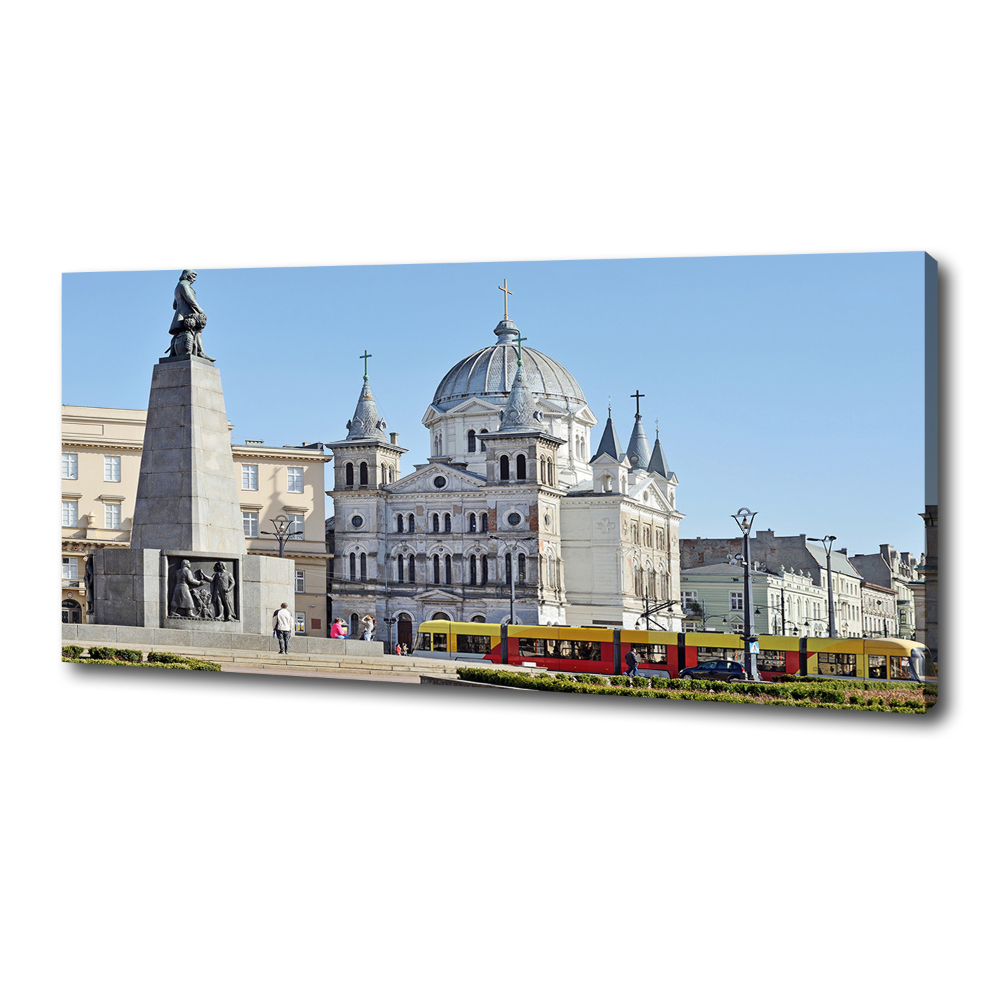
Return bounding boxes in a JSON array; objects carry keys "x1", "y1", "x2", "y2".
[
  {"x1": 346, "y1": 377, "x2": 388, "y2": 441},
  {"x1": 498, "y1": 362, "x2": 542, "y2": 432},
  {"x1": 625, "y1": 416, "x2": 651, "y2": 470},
  {"x1": 647, "y1": 422, "x2": 671, "y2": 478},
  {"x1": 591, "y1": 405, "x2": 625, "y2": 462}
]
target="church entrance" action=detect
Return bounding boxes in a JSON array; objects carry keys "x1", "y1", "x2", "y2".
[{"x1": 397, "y1": 614, "x2": 412, "y2": 650}]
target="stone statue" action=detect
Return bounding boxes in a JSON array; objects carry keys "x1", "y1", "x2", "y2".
[
  {"x1": 211, "y1": 561, "x2": 237, "y2": 621},
  {"x1": 166, "y1": 270, "x2": 215, "y2": 361},
  {"x1": 169, "y1": 559, "x2": 204, "y2": 618}
]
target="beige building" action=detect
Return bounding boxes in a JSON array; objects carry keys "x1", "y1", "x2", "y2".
[{"x1": 61, "y1": 406, "x2": 331, "y2": 636}]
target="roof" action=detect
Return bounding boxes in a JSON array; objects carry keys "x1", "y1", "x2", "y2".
[{"x1": 591, "y1": 410, "x2": 626, "y2": 462}]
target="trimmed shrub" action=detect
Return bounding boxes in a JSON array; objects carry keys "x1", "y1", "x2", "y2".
[{"x1": 62, "y1": 645, "x2": 84, "y2": 660}]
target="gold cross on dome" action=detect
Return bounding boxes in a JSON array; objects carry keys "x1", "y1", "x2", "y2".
[{"x1": 498, "y1": 278, "x2": 513, "y2": 320}]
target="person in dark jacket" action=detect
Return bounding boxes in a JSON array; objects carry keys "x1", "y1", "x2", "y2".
[{"x1": 624, "y1": 649, "x2": 639, "y2": 676}]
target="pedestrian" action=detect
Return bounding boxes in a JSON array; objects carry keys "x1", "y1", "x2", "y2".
[
  {"x1": 330, "y1": 617, "x2": 346, "y2": 639},
  {"x1": 624, "y1": 648, "x2": 639, "y2": 677},
  {"x1": 395, "y1": 643, "x2": 402, "y2": 656},
  {"x1": 362, "y1": 615, "x2": 375, "y2": 641},
  {"x1": 400, "y1": 643, "x2": 409, "y2": 656},
  {"x1": 273, "y1": 602, "x2": 293, "y2": 654}
]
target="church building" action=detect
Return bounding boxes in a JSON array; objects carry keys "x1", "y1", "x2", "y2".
[{"x1": 325, "y1": 290, "x2": 683, "y2": 647}]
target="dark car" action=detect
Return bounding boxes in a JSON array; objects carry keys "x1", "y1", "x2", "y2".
[{"x1": 679, "y1": 660, "x2": 747, "y2": 682}]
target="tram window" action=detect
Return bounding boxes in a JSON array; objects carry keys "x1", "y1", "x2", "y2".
[
  {"x1": 432, "y1": 632, "x2": 448, "y2": 652},
  {"x1": 696, "y1": 647, "x2": 732, "y2": 663},
  {"x1": 889, "y1": 655, "x2": 911, "y2": 680},
  {"x1": 757, "y1": 649, "x2": 786, "y2": 672},
  {"x1": 457, "y1": 634, "x2": 493, "y2": 654},
  {"x1": 868, "y1": 654, "x2": 887, "y2": 679},
  {"x1": 414, "y1": 632, "x2": 431, "y2": 651},
  {"x1": 817, "y1": 652, "x2": 857, "y2": 677},
  {"x1": 519, "y1": 638, "x2": 546, "y2": 656},
  {"x1": 573, "y1": 641, "x2": 602, "y2": 661},
  {"x1": 631, "y1": 643, "x2": 669, "y2": 664}
]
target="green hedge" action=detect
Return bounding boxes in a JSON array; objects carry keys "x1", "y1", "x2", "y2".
[
  {"x1": 456, "y1": 667, "x2": 928, "y2": 712},
  {"x1": 64, "y1": 646, "x2": 221, "y2": 672},
  {"x1": 85, "y1": 646, "x2": 143, "y2": 662},
  {"x1": 62, "y1": 645, "x2": 84, "y2": 660}
]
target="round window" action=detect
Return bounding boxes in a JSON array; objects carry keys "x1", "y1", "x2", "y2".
[
  {"x1": 350, "y1": 515, "x2": 364, "y2": 528},
  {"x1": 544, "y1": 513, "x2": 552, "y2": 527},
  {"x1": 507, "y1": 512, "x2": 522, "y2": 526},
  {"x1": 433, "y1": 476, "x2": 446, "y2": 489}
]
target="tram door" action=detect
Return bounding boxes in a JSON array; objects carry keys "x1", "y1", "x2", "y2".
[{"x1": 397, "y1": 614, "x2": 412, "y2": 651}]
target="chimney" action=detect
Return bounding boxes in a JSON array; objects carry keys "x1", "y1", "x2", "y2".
[{"x1": 390, "y1": 432, "x2": 399, "y2": 445}]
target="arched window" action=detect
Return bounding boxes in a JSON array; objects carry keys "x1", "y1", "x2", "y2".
[
  {"x1": 381, "y1": 463, "x2": 387, "y2": 484},
  {"x1": 349, "y1": 553, "x2": 357, "y2": 581},
  {"x1": 433, "y1": 554, "x2": 441, "y2": 584},
  {"x1": 518, "y1": 553, "x2": 526, "y2": 583},
  {"x1": 396, "y1": 514, "x2": 404, "y2": 533},
  {"x1": 443, "y1": 513, "x2": 451, "y2": 532},
  {"x1": 547, "y1": 458, "x2": 554, "y2": 483},
  {"x1": 471, "y1": 615, "x2": 485, "y2": 623},
  {"x1": 397, "y1": 554, "x2": 404, "y2": 581},
  {"x1": 350, "y1": 613, "x2": 360, "y2": 637},
  {"x1": 359, "y1": 462, "x2": 368, "y2": 486},
  {"x1": 505, "y1": 553, "x2": 512, "y2": 584},
  {"x1": 408, "y1": 514, "x2": 415, "y2": 533},
  {"x1": 408, "y1": 554, "x2": 416, "y2": 583},
  {"x1": 469, "y1": 555, "x2": 477, "y2": 585},
  {"x1": 481, "y1": 555, "x2": 488, "y2": 585},
  {"x1": 445, "y1": 554, "x2": 452, "y2": 584},
  {"x1": 480, "y1": 513, "x2": 487, "y2": 533},
  {"x1": 431, "y1": 612, "x2": 450, "y2": 621},
  {"x1": 516, "y1": 454, "x2": 526, "y2": 480},
  {"x1": 432, "y1": 513, "x2": 440, "y2": 533},
  {"x1": 499, "y1": 455, "x2": 510, "y2": 480},
  {"x1": 389, "y1": 467, "x2": 394, "y2": 483},
  {"x1": 61, "y1": 598, "x2": 82, "y2": 624},
  {"x1": 360, "y1": 553, "x2": 367, "y2": 581},
  {"x1": 480, "y1": 430, "x2": 487, "y2": 452},
  {"x1": 345, "y1": 462, "x2": 354, "y2": 487},
  {"x1": 467, "y1": 429, "x2": 476, "y2": 452},
  {"x1": 468, "y1": 513, "x2": 476, "y2": 533}
]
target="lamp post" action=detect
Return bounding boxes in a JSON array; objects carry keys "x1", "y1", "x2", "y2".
[
  {"x1": 731, "y1": 508, "x2": 760, "y2": 681},
  {"x1": 807, "y1": 535, "x2": 838, "y2": 639},
  {"x1": 261, "y1": 513, "x2": 303, "y2": 558},
  {"x1": 383, "y1": 615, "x2": 399, "y2": 653}
]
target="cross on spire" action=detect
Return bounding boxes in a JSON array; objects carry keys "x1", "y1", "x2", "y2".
[
  {"x1": 632, "y1": 389, "x2": 645, "y2": 418},
  {"x1": 514, "y1": 328, "x2": 528, "y2": 365},
  {"x1": 498, "y1": 278, "x2": 513, "y2": 320},
  {"x1": 360, "y1": 350, "x2": 372, "y2": 379}
]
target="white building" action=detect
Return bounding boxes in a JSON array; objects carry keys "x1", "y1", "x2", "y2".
[{"x1": 325, "y1": 311, "x2": 684, "y2": 647}]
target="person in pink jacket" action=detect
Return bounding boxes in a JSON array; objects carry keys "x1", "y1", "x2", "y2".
[{"x1": 330, "y1": 618, "x2": 346, "y2": 639}]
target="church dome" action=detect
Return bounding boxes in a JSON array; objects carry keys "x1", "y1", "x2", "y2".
[{"x1": 431, "y1": 319, "x2": 587, "y2": 412}]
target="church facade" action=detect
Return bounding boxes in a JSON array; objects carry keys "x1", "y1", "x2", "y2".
[{"x1": 325, "y1": 307, "x2": 683, "y2": 647}]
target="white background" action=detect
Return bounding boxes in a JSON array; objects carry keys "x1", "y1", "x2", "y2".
[{"x1": 2, "y1": 2, "x2": 991, "y2": 997}]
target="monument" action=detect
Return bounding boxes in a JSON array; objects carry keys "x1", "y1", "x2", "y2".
[{"x1": 89, "y1": 271, "x2": 294, "y2": 639}]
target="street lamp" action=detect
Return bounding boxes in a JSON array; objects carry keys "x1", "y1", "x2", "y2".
[
  {"x1": 731, "y1": 507, "x2": 761, "y2": 681},
  {"x1": 261, "y1": 513, "x2": 303, "y2": 558},
  {"x1": 807, "y1": 535, "x2": 838, "y2": 638},
  {"x1": 383, "y1": 615, "x2": 399, "y2": 653}
]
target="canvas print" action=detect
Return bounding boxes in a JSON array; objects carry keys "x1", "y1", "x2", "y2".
[{"x1": 61, "y1": 254, "x2": 938, "y2": 712}]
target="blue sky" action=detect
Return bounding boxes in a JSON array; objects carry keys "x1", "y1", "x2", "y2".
[{"x1": 62, "y1": 253, "x2": 930, "y2": 558}]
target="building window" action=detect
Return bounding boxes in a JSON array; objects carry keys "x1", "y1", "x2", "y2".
[
  {"x1": 682, "y1": 590, "x2": 698, "y2": 612},
  {"x1": 287, "y1": 467, "x2": 304, "y2": 493},
  {"x1": 480, "y1": 430, "x2": 487, "y2": 452},
  {"x1": 468, "y1": 429, "x2": 477, "y2": 452},
  {"x1": 505, "y1": 552, "x2": 512, "y2": 584},
  {"x1": 730, "y1": 591, "x2": 744, "y2": 611},
  {"x1": 499, "y1": 455, "x2": 510, "y2": 480},
  {"x1": 444, "y1": 513, "x2": 451, "y2": 532},
  {"x1": 241, "y1": 464, "x2": 258, "y2": 490},
  {"x1": 397, "y1": 514, "x2": 404, "y2": 533},
  {"x1": 432, "y1": 513, "x2": 440, "y2": 533},
  {"x1": 381, "y1": 463, "x2": 387, "y2": 484},
  {"x1": 360, "y1": 553, "x2": 367, "y2": 581},
  {"x1": 517, "y1": 552, "x2": 526, "y2": 584},
  {"x1": 433, "y1": 554, "x2": 441, "y2": 584},
  {"x1": 287, "y1": 513, "x2": 304, "y2": 541},
  {"x1": 516, "y1": 455, "x2": 526, "y2": 480},
  {"x1": 468, "y1": 513, "x2": 476, "y2": 533},
  {"x1": 104, "y1": 455, "x2": 121, "y2": 482},
  {"x1": 349, "y1": 553, "x2": 357, "y2": 580},
  {"x1": 62, "y1": 599, "x2": 83, "y2": 624},
  {"x1": 408, "y1": 514, "x2": 415, "y2": 533},
  {"x1": 243, "y1": 510, "x2": 259, "y2": 537},
  {"x1": 62, "y1": 454, "x2": 78, "y2": 479},
  {"x1": 295, "y1": 570, "x2": 305, "y2": 593},
  {"x1": 62, "y1": 556, "x2": 79, "y2": 582},
  {"x1": 408, "y1": 554, "x2": 416, "y2": 583},
  {"x1": 62, "y1": 501, "x2": 79, "y2": 527},
  {"x1": 445, "y1": 554, "x2": 452, "y2": 584},
  {"x1": 104, "y1": 503, "x2": 122, "y2": 530},
  {"x1": 295, "y1": 612, "x2": 306, "y2": 634},
  {"x1": 345, "y1": 462, "x2": 354, "y2": 487},
  {"x1": 359, "y1": 462, "x2": 368, "y2": 486},
  {"x1": 469, "y1": 555, "x2": 477, "y2": 585},
  {"x1": 481, "y1": 555, "x2": 488, "y2": 585},
  {"x1": 480, "y1": 513, "x2": 487, "y2": 533},
  {"x1": 397, "y1": 554, "x2": 404, "y2": 581}
]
